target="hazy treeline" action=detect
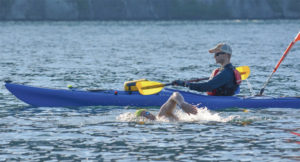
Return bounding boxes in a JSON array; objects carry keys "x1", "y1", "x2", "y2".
[{"x1": 0, "y1": 0, "x2": 300, "y2": 20}]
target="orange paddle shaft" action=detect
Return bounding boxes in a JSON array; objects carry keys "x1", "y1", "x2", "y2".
[
  {"x1": 259, "y1": 32, "x2": 300, "y2": 95},
  {"x1": 273, "y1": 41, "x2": 295, "y2": 73}
]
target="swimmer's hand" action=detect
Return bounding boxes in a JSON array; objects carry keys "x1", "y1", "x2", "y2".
[{"x1": 181, "y1": 103, "x2": 198, "y2": 115}]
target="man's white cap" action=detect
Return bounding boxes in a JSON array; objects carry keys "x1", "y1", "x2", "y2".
[{"x1": 209, "y1": 43, "x2": 232, "y2": 55}]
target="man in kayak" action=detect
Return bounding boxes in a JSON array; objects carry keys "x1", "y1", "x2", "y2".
[
  {"x1": 173, "y1": 43, "x2": 241, "y2": 96},
  {"x1": 135, "y1": 92, "x2": 198, "y2": 121}
]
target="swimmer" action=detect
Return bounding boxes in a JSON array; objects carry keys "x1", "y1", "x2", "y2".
[{"x1": 135, "y1": 92, "x2": 198, "y2": 121}]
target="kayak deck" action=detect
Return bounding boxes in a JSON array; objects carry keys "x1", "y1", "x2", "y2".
[{"x1": 5, "y1": 83, "x2": 300, "y2": 110}]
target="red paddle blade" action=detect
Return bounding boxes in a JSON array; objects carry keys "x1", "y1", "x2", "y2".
[
  {"x1": 290, "y1": 131, "x2": 300, "y2": 137},
  {"x1": 295, "y1": 32, "x2": 300, "y2": 42}
]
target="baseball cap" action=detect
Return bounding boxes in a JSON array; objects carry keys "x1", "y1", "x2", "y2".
[{"x1": 209, "y1": 43, "x2": 232, "y2": 55}]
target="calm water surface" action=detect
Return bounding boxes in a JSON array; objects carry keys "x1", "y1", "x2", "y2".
[{"x1": 0, "y1": 20, "x2": 300, "y2": 161}]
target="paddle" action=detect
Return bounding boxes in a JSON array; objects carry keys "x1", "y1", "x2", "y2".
[
  {"x1": 291, "y1": 131, "x2": 300, "y2": 137},
  {"x1": 259, "y1": 32, "x2": 300, "y2": 95},
  {"x1": 136, "y1": 66, "x2": 250, "y2": 95}
]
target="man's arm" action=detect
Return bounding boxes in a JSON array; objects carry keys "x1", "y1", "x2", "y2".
[
  {"x1": 158, "y1": 98, "x2": 179, "y2": 120},
  {"x1": 188, "y1": 70, "x2": 232, "y2": 92},
  {"x1": 158, "y1": 92, "x2": 197, "y2": 120}
]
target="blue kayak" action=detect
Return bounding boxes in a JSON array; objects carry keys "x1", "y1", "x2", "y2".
[{"x1": 5, "y1": 83, "x2": 300, "y2": 110}]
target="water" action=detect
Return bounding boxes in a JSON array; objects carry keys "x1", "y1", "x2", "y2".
[{"x1": 1, "y1": 20, "x2": 300, "y2": 161}]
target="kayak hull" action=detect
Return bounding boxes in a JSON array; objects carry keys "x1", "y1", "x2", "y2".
[{"x1": 5, "y1": 83, "x2": 300, "y2": 110}]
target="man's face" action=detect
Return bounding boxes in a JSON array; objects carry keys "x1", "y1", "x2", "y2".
[
  {"x1": 141, "y1": 111, "x2": 156, "y2": 120},
  {"x1": 214, "y1": 52, "x2": 228, "y2": 64}
]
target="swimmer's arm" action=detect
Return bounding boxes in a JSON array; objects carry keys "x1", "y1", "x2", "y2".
[{"x1": 158, "y1": 101, "x2": 179, "y2": 121}]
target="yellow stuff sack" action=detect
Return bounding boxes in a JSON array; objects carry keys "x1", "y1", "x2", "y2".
[{"x1": 124, "y1": 79, "x2": 147, "y2": 91}]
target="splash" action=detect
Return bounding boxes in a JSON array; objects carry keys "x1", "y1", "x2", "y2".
[
  {"x1": 117, "y1": 112, "x2": 137, "y2": 122},
  {"x1": 116, "y1": 107, "x2": 237, "y2": 123},
  {"x1": 174, "y1": 107, "x2": 236, "y2": 123}
]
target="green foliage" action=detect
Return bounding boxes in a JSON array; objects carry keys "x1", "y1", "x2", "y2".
[
  {"x1": 0, "y1": 0, "x2": 14, "y2": 12},
  {"x1": 77, "y1": 0, "x2": 89, "y2": 10},
  {"x1": 169, "y1": 0, "x2": 231, "y2": 19},
  {"x1": 287, "y1": 0, "x2": 300, "y2": 12},
  {"x1": 267, "y1": 0, "x2": 283, "y2": 13},
  {"x1": 76, "y1": 0, "x2": 91, "y2": 19}
]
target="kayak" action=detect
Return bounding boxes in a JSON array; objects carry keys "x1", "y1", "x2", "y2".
[{"x1": 5, "y1": 82, "x2": 300, "y2": 110}]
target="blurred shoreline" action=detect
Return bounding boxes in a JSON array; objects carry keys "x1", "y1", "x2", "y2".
[{"x1": 0, "y1": 0, "x2": 300, "y2": 21}]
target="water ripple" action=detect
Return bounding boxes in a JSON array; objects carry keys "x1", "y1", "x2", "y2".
[{"x1": 1, "y1": 20, "x2": 300, "y2": 161}]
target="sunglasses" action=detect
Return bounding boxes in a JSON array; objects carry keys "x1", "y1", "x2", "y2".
[
  {"x1": 143, "y1": 111, "x2": 150, "y2": 116},
  {"x1": 215, "y1": 52, "x2": 226, "y2": 57}
]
